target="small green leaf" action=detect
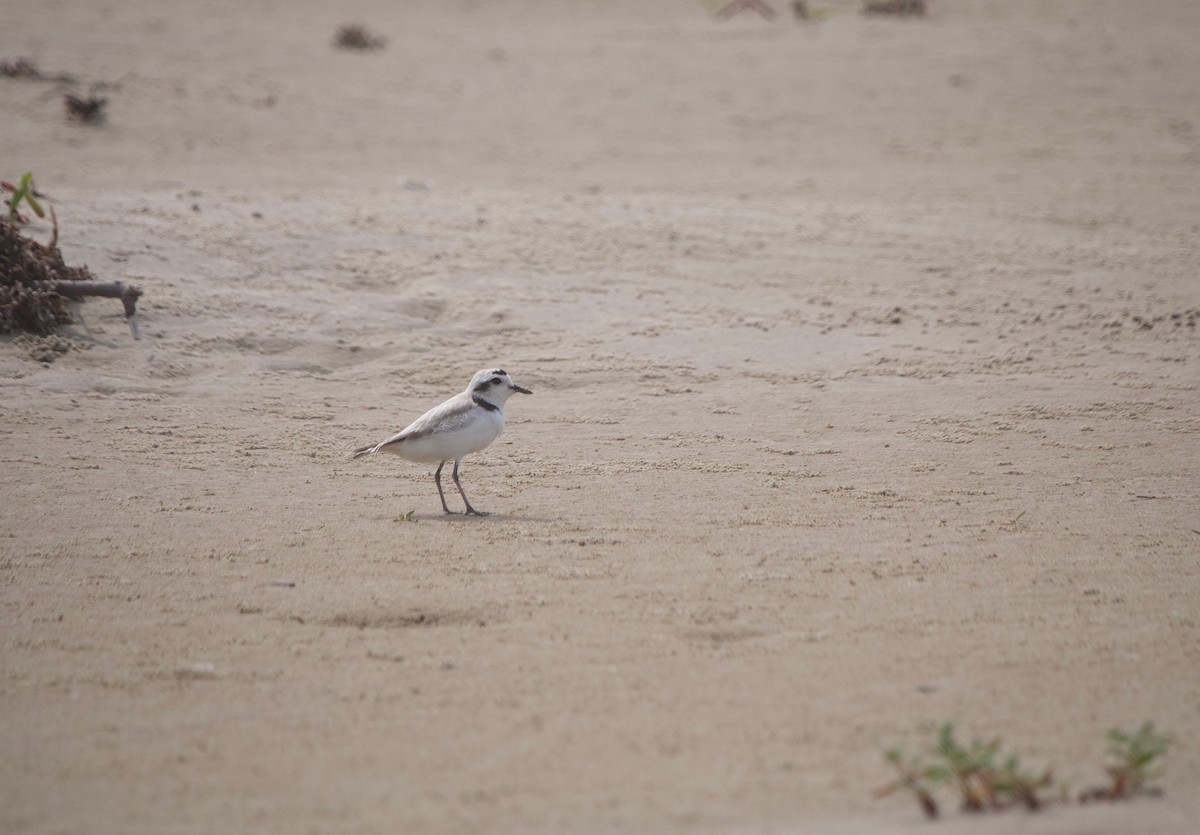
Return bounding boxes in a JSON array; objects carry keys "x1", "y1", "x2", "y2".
[{"x1": 24, "y1": 191, "x2": 44, "y2": 218}]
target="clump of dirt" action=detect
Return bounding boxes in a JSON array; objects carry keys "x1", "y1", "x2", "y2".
[
  {"x1": 333, "y1": 25, "x2": 387, "y2": 51},
  {"x1": 64, "y1": 93, "x2": 106, "y2": 123},
  {"x1": 11, "y1": 332, "x2": 80, "y2": 363}
]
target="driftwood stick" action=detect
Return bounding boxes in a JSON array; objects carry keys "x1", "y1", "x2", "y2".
[{"x1": 53, "y1": 279, "x2": 143, "y2": 339}]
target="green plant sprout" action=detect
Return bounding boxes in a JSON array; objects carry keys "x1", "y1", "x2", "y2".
[
  {"x1": 991, "y1": 750, "x2": 1055, "y2": 811},
  {"x1": 1003, "y1": 510, "x2": 1026, "y2": 527},
  {"x1": 3, "y1": 172, "x2": 45, "y2": 223},
  {"x1": 879, "y1": 721, "x2": 1169, "y2": 818},
  {"x1": 1102, "y1": 721, "x2": 1174, "y2": 800},
  {"x1": 929, "y1": 721, "x2": 1003, "y2": 811},
  {"x1": 875, "y1": 744, "x2": 945, "y2": 819}
]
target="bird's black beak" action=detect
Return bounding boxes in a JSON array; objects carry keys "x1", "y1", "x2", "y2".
[{"x1": 511, "y1": 384, "x2": 533, "y2": 395}]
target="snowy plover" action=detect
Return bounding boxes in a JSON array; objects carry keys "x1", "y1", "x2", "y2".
[{"x1": 353, "y1": 369, "x2": 532, "y2": 516}]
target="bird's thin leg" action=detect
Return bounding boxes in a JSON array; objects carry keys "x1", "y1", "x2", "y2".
[
  {"x1": 452, "y1": 457, "x2": 488, "y2": 516},
  {"x1": 434, "y1": 461, "x2": 456, "y2": 514}
]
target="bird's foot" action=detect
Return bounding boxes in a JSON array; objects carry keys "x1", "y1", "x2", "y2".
[{"x1": 464, "y1": 508, "x2": 489, "y2": 517}]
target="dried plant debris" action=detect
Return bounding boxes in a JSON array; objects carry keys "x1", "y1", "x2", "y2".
[
  {"x1": 0, "y1": 56, "x2": 76, "y2": 83},
  {"x1": 64, "y1": 93, "x2": 107, "y2": 123},
  {"x1": 3, "y1": 58, "x2": 113, "y2": 123},
  {"x1": 2, "y1": 183, "x2": 143, "y2": 345},
  {"x1": 1, "y1": 57, "x2": 43, "y2": 79},
  {"x1": 714, "y1": 0, "x2": 778, "y2": 20},
  {"x1": 1, "y1": 219, "x2": 81, "y2": 337},
  {"x1": 864, "y1": 0, "x2": 926, "y2": 15},
  {"x1": 334, "y1": 25, "x2": 387, "y2": 51}
]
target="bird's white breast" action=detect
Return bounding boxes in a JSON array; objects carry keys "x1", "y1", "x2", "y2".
[{"x1": 382, "y1": 403, "x2": 505, "y2": 463}]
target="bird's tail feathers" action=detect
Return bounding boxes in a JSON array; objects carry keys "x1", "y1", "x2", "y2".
[{"x1": 352, "y1": 431, "x2": 408, "y2": 459}]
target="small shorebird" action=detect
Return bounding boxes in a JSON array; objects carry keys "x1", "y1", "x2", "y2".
[{"x1": 353, "y1": 369, "x2": 532, "y2": 516}]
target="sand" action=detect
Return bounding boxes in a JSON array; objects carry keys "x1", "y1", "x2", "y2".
[{"x1": 2, "y1": 1, "x2": 1199, "y2": 833}]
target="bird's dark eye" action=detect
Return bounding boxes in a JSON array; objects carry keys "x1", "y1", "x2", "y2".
[{"x1": 490, "y1": 376, "x2": 502, "y2": 385}]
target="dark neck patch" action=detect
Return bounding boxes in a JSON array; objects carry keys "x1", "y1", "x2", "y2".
[{"x1": 472, "y1": 395, "x2": 499, "y2": 412}]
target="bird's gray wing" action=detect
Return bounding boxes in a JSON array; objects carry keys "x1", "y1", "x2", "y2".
[{"x1": 362, "y1": 393, "x2": 476, "y2": 454}]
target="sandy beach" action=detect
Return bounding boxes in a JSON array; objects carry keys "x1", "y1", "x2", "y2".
[{"x1": 2, "y1": 1, "x2": 1199, "y2": 833}]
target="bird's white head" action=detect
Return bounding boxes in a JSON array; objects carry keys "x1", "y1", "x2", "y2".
[{"x1": 467, "y1": 368, "x2": 533, "y2": 407}]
